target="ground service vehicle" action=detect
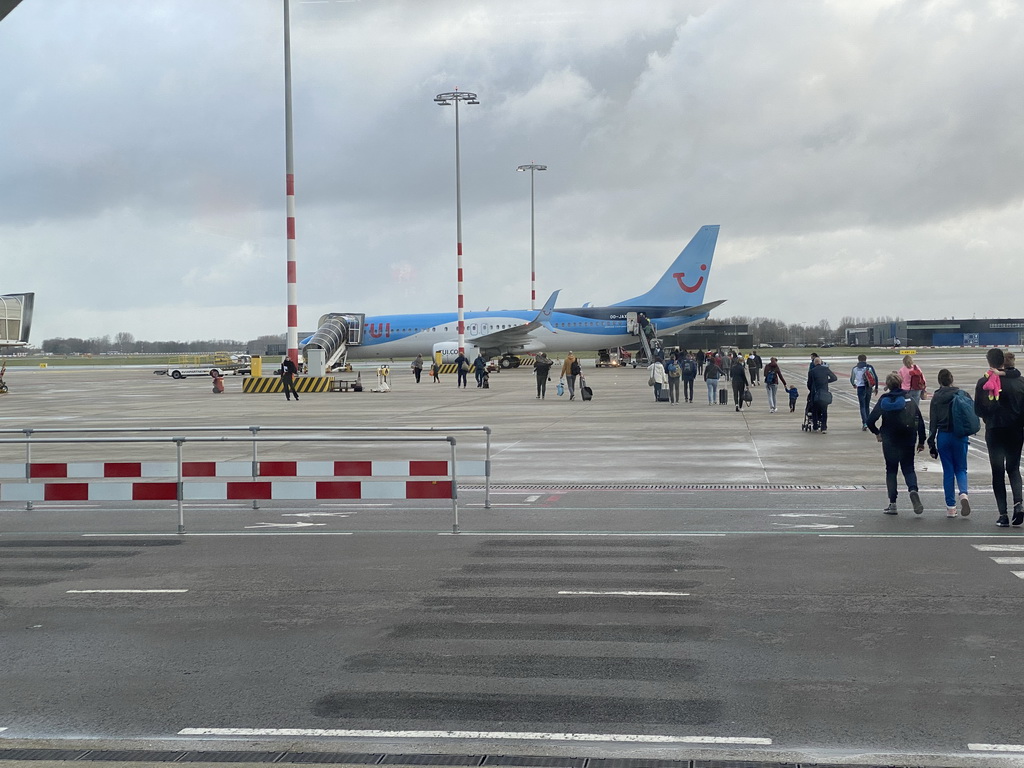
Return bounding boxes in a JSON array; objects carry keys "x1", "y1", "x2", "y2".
[{"x1": 156, "y1": 354, "x2": 251, "y2": 380}]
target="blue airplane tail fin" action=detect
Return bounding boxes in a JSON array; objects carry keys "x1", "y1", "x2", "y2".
[{"x1": 610, "y1": 225, "x2": 719, "y2": 307}]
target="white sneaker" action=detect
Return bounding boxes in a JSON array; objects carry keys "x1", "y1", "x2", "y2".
[
  {"x1": 946, "y1": 506, "x2": 958, "y2": 519},
  {"x1": 959, "y1": 493, "x2": 971, "y2": 517}
]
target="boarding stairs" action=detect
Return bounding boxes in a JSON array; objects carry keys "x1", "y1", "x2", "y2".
[
  {"x1": 631, "y1": 314, "x2": 664, "y2": 364},
  {"x1": 304, "y1": 313, "x2": 364, "y2": 370}
]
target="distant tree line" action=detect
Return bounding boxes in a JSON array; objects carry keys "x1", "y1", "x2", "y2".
[
  {"x1": 715, "y1": 315, "x2": 903, "y2": 346},
  {"x1": 34, "y1": 316, "x2": 904, "y2": 356},
  {"x1": 38, "y1": 333, "x2": 286, "y2": 355}
]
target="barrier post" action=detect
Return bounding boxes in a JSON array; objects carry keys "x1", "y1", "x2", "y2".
[
  {"x1": 449, "y1": 437, "x2": 459, "y2": 534},
  {"x1": 249, "y1": 425, "x2": 261, "y2": 510},
  {"x1": 175, "y1": 438, "x2": 186, "y2": 534},
  {"x1": 22, "y1": 427, "x2": 33, "y2": 511},
  {"x1": 484, "y1": 426, "x2": 492, "y2": 509}
]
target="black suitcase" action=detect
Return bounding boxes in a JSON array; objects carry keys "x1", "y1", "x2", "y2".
[
  {"x1": 719, "y1": 388, "x2": 728, "y2": 405},
  {"x1": 580, "y1": 382, "x2": 593, "y2": 401},
  {"x1": 657, "y1": 388, "x2": 671, "y2": 402}
]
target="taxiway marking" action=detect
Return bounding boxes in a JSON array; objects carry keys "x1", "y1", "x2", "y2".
[
  {"x1": 177, "y1": 728, "x2": 770, "y2": 745},
  {"x1": 558, "y1": 590, "x2": 691, "y2": 597},
  {"x1": 66, "y1": 593, "x2": 190, "y2": 598}
]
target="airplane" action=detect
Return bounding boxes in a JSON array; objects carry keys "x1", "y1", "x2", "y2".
[{"x1": 303, "y1": 225, "x2": 723, "y2": 369}]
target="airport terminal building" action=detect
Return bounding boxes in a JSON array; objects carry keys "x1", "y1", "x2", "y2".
[{"x1": 846, "y1": 318, "x2": 1024, "y2": 348}]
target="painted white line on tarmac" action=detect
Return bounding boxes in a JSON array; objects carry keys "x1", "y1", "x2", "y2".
[
  {"x1": 321, "y1": 503, "x2": 390, "y2": 507},
  {"x1": 1013, "y1": 571, "x2": 1024, "y2": 580},
  {"x1": 559, "y1": 590, "x2": 691, "y2": 597},
  {"x1": 970, "y1": 743, "x2": 1024, "y2": 752},
  {"x1": 975, "y1": 544, "x2": 1024, "y2": 551},
  {"x1": 25, "y1": 504, "x2": 99, "y2": 509},
  {"x1": 468, "y1": 503, "x2": 537, "y2": 507},
  {"x1": 990, "y1": 557, "x2": 1024, "y2": 564},
  {"x1": 823, "y1": 534, "x2": 1020, "y2": 538},
  {"x1": 81, "y1": 532, "x2": 354, "y2": 537},
  {"x1": 66, "y1": 593, "x2": 190, "y2": 598},
  {"x1": 440, "y1": 532, "x2": 727, "y2": 537},
  {"x1": 176, "y1": 728, "x2": 770, "y2": 745},
  {"x1": 0, "y1": 728, "x2": 7, "y2": 732}
]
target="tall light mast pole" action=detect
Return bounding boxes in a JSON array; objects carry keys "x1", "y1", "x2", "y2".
[
  {"x1": 516, "y1": 163, "x2": 547, "y2": 310},
  {"x1": 434, "y1": 89, "x2": 479, "y2": 355}
]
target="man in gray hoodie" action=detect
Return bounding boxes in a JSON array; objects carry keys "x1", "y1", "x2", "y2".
[{"x1": 850, "y1": 354, "x2": 879, "y2": 431}]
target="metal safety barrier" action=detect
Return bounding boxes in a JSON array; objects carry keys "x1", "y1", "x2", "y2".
[{"x1": 0, "y1": 425, "x2": 494, "y2": 533}]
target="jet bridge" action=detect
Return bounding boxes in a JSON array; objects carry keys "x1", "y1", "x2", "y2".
[
  {"x1": 0, "y1": 293, "x2": 34, "y2": 347},
  {"x1": 303, "y1": 313, "x2": 364, "y2": 371}
]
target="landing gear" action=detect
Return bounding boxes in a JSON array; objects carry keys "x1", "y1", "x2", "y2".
[{"x1": 498, "y1": 355, "x2": 521, "y2": 369}]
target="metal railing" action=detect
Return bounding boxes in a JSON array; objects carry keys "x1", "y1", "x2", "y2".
[{"x1": 0, "y1": 425, "x2": 494, "y2": 532}]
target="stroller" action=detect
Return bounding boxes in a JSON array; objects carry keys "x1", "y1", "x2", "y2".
[{"x1": 801, "y1": 392, "x2": 815, "y2": 432}]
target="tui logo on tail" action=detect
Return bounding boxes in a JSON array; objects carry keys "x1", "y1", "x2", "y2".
[{"x1": 673, "y1": 264, "x2": 707, "y2": 293}]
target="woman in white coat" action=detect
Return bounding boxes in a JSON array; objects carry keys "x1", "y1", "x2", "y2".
[{"x1": 648, "y1": 358, "x2": 668, "y2": 402}]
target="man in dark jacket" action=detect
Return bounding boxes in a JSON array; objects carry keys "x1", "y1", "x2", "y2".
[
  {"x1": 868, "y1": 373, "x2": 926, "y2": 515},
  {"x1": 975, "y1": 349, "x2": 1024, "y2": 527},
  {"x1": 473, "y1": 354, "x2": 487, "y2": 388},
  {"x1": 280, "y1": 356, "x2": 299, "y2": 401},
  {"x1": 454, "y1": 352, "x2": 469, "y2": 388},
  {"x1": 534, "y1": 353, "x2": 554, "y2": 399},
  {"x1": 807, "y1": 356, "x2": 838, "y2": 432},
  {"x1": 730, "y1": 355, "x2": 748, "y2": 411}
]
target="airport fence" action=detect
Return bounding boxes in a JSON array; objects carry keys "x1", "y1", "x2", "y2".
[{"x1": 0, "y1": 425, "x2": 493, "y2": 534}]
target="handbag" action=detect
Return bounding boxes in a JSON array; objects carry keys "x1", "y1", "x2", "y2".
[
  {"x1": 815, "y1": 389, "x2": 833, "y2": 405},
  {"x1": 648, "y1": 376, "x2": 655, "y2": 386},
  {"x1": 742, "y1": 388, "x2": 752, "y2": 403}
]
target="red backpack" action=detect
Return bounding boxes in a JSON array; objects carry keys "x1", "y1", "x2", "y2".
[{"x1": 909, "y1": 366, "x2": 925, "y2": 391}]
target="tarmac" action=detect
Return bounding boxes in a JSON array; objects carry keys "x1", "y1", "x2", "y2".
[{"x1": 2, "y1": 351, "x2": 1024, "y2": 768}]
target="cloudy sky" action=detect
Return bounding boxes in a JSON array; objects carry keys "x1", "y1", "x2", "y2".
[{"x1": 2, "y1": 0, "x2": 1023, "y2": 343}]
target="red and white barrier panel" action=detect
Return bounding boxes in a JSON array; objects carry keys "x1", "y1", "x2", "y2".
[
  {"x1": 0, "y1": 460, "x2": 486, "y2": 480},
  {"x1": 0, "y1": 479, "x2": 453, "y2": 502}
]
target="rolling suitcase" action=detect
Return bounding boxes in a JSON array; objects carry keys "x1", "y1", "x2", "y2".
[
  {"x1": 657, "y1": 388, "x2": 671, "y2": 402},
  {"x1": 580, "y1": 377, "x2": 593, "y2": 401},
  {"x1": 719, "y1": 388, "x2": 728, "y2": 405}
]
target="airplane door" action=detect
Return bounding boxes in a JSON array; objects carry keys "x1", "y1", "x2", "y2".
[{"x1": 626, "y1": 312, "x2": 638, "y2": 335}]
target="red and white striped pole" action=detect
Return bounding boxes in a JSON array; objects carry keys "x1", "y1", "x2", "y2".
[
  {"x1": 283, "y1": 0, "x2": 299, "y2": 365},
  {"x1": 434, "y1": 89, "x2": 479, "y2": 355}
]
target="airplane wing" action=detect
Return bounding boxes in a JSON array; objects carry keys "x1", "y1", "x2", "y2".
[
  {"x1": 664, "y1": 299, "x2": 726, "y2": 317},
  {"x1": 468, "y1": 290, "x2": 560, "y2": 350}
]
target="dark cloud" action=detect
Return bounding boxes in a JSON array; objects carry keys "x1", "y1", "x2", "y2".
[{"x1": 2, "y1": 0, "x2": 1023, "y2": 340}]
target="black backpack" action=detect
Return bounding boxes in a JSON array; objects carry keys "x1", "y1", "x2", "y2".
[
  {"x1": 570, "y1": 360, "x2": 581, "y2": 376},
  {"x1": 892, "y1": 396, "x2": 919, "y2": 435}
]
